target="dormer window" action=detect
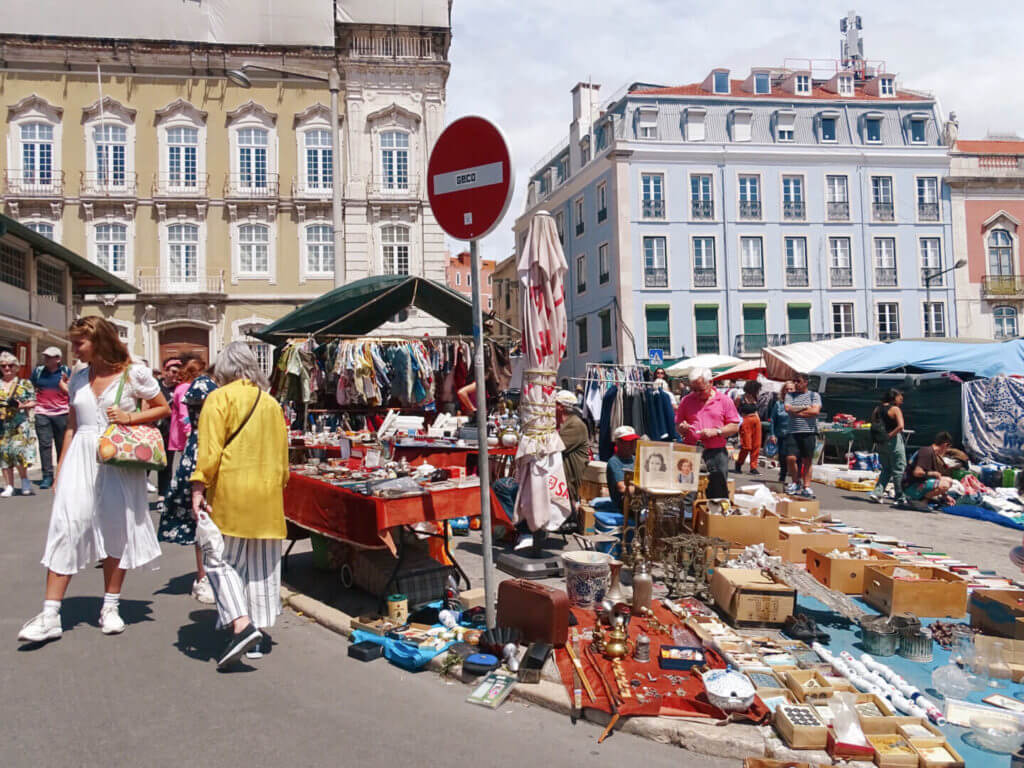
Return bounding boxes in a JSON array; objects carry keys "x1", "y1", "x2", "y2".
[
  {"x1": 776, "y1": 111, "x2": 796, "y2": 143},
  {"x1": 880, "y1": 77, "x2": 895, "y2": 97},
  {"x1": 819, "y1": 112, "x2": 839, "y2": 143},
  {"x1": 838, "y1": 76, "x2": 854, "y2": 97},
  {"x1": 795, "y1": 74, "x2": 811, "y2": 95},
  {"x1": 910, "y1": 117, "x2": 927, "y2": 144},
  {"x1": 754, "y1": 72, "x2": 771, "y2": 95},
  {"x1": 731, "y1": 109, "x2": 752, "y2": 142},
  {"x1": 686, "y1": 107, "x2": 707, "y2": 142},
  {"x1": 713, "y1": 71, "x2": 730, "y2": 94},
  {"x1": 637, "y1": 107, "x2": 658, "y2": 140},
  {"x1": 865, "y1": 116, "x2": 882, "y2": 144}
]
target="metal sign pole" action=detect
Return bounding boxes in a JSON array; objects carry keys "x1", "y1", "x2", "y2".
[{"x1": 469, "y1": 238, "x2": 496, "y2": 627}]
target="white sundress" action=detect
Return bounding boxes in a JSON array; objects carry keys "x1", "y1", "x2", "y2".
[{"x1": 41, "y1": 364, "x2": 163, "y2": 575}]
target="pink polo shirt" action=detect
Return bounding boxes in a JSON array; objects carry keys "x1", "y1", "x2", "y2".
[{"x1": 675, "y1": 389, "x2": 741, "y2": 449}]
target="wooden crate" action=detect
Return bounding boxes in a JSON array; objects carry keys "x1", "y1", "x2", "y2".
[
  {"x1": 862, "y1": 564, "x2": 968, "y2": 618},
  {"x1": 805, "y1": 547, "x2": 895, "y2": 594}
]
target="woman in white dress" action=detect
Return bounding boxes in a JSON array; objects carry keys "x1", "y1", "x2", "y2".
[{"x1": 18, "y1": 316, "x2": 170, "y2": 643}]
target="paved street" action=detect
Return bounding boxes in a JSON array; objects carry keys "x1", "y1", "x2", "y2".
[{"x1": 0, "y1": 487, "x2": 737, "y2": 768}]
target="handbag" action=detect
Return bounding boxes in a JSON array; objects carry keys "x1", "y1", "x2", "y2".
[{"x1": 97, "y1": 369, "x2": 168, "y2": 471}]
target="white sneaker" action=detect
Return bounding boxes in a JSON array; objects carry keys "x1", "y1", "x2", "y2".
[
  {"x1": 191, "y1": 577, "x2": 215, "y2": 605},
  {"x1": 18, "y1": 611, "x2": 62, "y2": 643},
  {"x1": 513, "y1": 533, "x2": 534, "y2": 551},
  {"x1": 100, "y1": 604, "x2": 126, "y2": 635},
  {"x1": 147, "y1": 482, "x2": 157, "y2": 493},
  {"x1": 0, "y1": 486, "x2": 14, "y2": 497}
]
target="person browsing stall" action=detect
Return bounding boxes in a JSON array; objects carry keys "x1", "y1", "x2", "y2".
[
  {"x1": 675, "y1": 367, "x2": 740, "y2": 499},
  {"x1": 902, "y1": 431, "x2": 955, "y2": 506},
  {"x1": 30, "y1": 347, "x2": 71, "y2": 491},
  {"x1": 868, "y1": 389, "x2": 906, "y2": 505},
  {"x1": 784, "y1": 372, "x2": 821, "y2": 499},
  {"x1": 555, "y1": 389, "x2": 588, "y2": 504},
  {"x1": 606, "y1": 426, "x2": 639, "y2": 513}
]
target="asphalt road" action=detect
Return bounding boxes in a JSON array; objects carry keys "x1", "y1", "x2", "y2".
[{"x1": 0, "y1": 489, "x2": 739, "y2": 768}]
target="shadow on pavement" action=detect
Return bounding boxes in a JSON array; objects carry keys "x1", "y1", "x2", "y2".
[
  {"x1": 175, "y1": 608, "x2": 222, "y2": 662},
  {"x1": 281, "y1": 551, "x2": 378, "y2": 618},
  {"x1": 154, "y1": 572, "x2": 194, "y2": 597}
]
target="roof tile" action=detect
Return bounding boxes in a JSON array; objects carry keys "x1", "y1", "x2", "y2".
[{"x1": 631, "y1": 78, "x2": 924, "y2": 102}]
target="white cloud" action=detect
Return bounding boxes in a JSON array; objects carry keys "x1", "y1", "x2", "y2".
[{"x1": 444, "y1": 0, "x2": 1024, "y2": 263}]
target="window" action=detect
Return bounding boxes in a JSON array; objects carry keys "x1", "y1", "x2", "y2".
[
  {"x1": 575, "y1": 197, "x2": 585, "y2": 235},
  {"x1": 693, "y1": 237, "x2": 716, "y2": 287},
  {"x1": 738, "y1": 175, "x2": 761, "y2": 219},
  {"x1": 641, "y1": 174, "x2": 664, "y2": 218},
  {"x1": 989, "y1": 230, "x2": 1014, "y2": 275},
  {"x1": 873, "y1": 238, "x2": 897, "y2": 286},
  {"x1": 24, "y1": 221, "x2": 55, "y2": 240},
  {"x1": 597, "y1": 182, "x2": 607, "y2": 222},
  {"x1": 0, "y1": 243, "x2": 26, "y2": 289},
  {"x1": 238, "y1": 127, "x2": 269, "y2": 189},
  {"x1": 576, "y1": 317, "x2": 588, "y2": 355},
  {"x1": 920, "y1": 238, "x2": 942, "y2": 286},
  {"x1": 600, "y1": 310, "x2": 613, "y2": 348},
  {"x1": 713, "y1": 71, "x2": 729, "y2": 94},
  {"x1": 754, "y1": 72, "x2": 771, "y2": 95},
  {"x1": 380, "y1": 131, "x2": 409, "y2": 191},
  {"x1": 731, "y1": 110, "x2": 752, "y2": 142},
  {"x1": 880, "y1": 77, "x2": 895, "y2": 97},
  {"x1": 487, "y1": 296, "x2": 492, "y2": 310},
  {"x1": 238, "y1": 224, "x2": 269, "y2": 275},
  {"x1": 740, "y1": 236, "x2": 764, "y2": 287},
  {"x1": 381, "y1": 225, "x2": 409, "y2": 275},
  {"x1": 643, "y1": 236, "x2": 668, "y2": 287},
  {"x1": 838, "y1": 76, "x2": 854, "y2": 97},
  {"x1": 784, "y1": 237, "x2": 809, "y2": 287},
  {"x1": 820, "y1": 116, "x2": 837, "y2": 142},
  {"x1": 598, "y1": 243, "x2": 610, "y2": 284},
  {"x1": 303, "y1": 129, "x2": 333, "y2": 191},
  {"x1": 910, "y1": 119, "x2": 926, "y2": 144},
  {"x1": 166, "y1": 223, "x2": 199, "y2": 286},
  {"x1": 637, "y1": 109, "x2": 658, "y2": 139},
  {"x1": 580, "y1": 136, "x2": 591, "y2": 165},
  {"x1": 94, "y1": 124, "x2": 127, "y2": 186},
  {"x1": 995, "y1": 306, "x2": 1018, "y2": 339},
  {"x1": 555, "y1": 212, "x2": 565, "y2": 244},
  {"x1": 455, "y1": 272, "x2": 461, "y2": 286},
  {"x1": 829, "y1": 237, "x2": 853, "y2": 287},
  {"x1": 776, "y1": 112, "x2": 796, "y2": 142},
  {"x1": 305, "y1": 224, "x2": 334, "y2": 276},
  {"x1": 645, "y1": 307, "x2": 670, "y2": 353},
  {"x1": 782, "y1": 175, "x2": 805, "y2": 219},
  {"x1": 832, "y1": 303, "x2": 855, "y2": 336},
  {"x1": 795, "y1": 74, "x2": 811, "y2": 95},
  {"x1": 691, "y1": 174, "x2": 713, "y2": 219},
  {"x1": 695, "y1": 307, "x2": 719, "y2": 354},
  {"x1": 36, "y1": 260, "x2": 64, "y2": 304},
  {"x1": 686, "y1": 108, "x2": 706, "y2": 141},
  {"x1": 923, "y1": 302, "x2": 946, "y2": 337},
  {"x1": 877, "y1": 303, "x2": 900, "y2": 340},
  {"x1": 20, "y1": 122, "x2": 54, "y2": 185},
  {"x1": 94, "y1": 223, "x2": 127, "y2": 274},
  {"x1": 467, "y1": 273, "x2": 472, "y2": 287},
  {"x1": 826, "y1": 175, "x2": 849, "y2": 220},
  {"x1": 558, "y1": 157, "x2": 569, "y2": 184},
  {"x1": 504, "y1": 282, "x2": 511, "y2": 310},
  {"x1": 167, "y1": 126, "x2": 198, "y2": 189},
  {"x1": 487, "y1": 274, "x2": 492, "y2": 286},
  {"x1": 865, "y1": 117, "x2": 882, "y2": 143},
  {"x1": 917, "y1": 177, "x2": 939, "y2": 221},
  {"x1": 576, "y1": 253, "x2": 586, "y2": 293},
  {"x1": 871, "y1": 176, "x2": 894, "y2": 221}
]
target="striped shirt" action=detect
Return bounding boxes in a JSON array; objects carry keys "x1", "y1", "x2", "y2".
[{"x1": 784, "y1": 390, "x2": 821, "y2": 434}]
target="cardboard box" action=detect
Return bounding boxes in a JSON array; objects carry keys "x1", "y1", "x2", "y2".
[
  {"x1": 710, "y1": 568, "x2": 797, "y2": 628},
  {"x1": 773, "y1": 702, "x2": 828, "y2": 749},
  {"x1": 865, "y1": 734, "x2": 919, "y2": 767},
  {"x1": 969, "y1": 588, "x2": 1024, "y2": 640},
  {"x1": 579, "y1": 504, "x2": 597, "y2": 535},
  {"x1": 696, "y1": 510, "x2": 780, "y2": 550},
  {"x1": 777, "y1": 525, "x2": 850, "y2": 564},
  {"x1": 783, "y1": 669, "x2": 833, "y2": 702},
  {"x1": 912, "y1": 741, "x2": 965, "y2": 768},
  {"x1": 775, "y1": 498, "x2": 823, "y2": 521},
  {"x1": 862, "y1": 564, "x2": 968, "y2": 618},
  {"x1": 459, "y1": 588, "x2": 486, "y2": 610},
  {"x1": 805, "y1": 547, "x2": 896, "y2": 594}
]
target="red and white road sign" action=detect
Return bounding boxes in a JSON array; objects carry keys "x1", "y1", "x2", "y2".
[{"x1": 427, "y1": 116, "x2": 514, "y2": 241}]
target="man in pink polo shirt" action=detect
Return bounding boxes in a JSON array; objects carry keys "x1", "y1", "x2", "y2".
[{"x1": 676, "y1": 367, "x2": 740, "y2": 499}]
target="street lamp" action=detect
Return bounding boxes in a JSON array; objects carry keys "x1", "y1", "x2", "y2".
[
  {"x1": 226, "y1": 63, "x2": 346, "y2": 288},
  {"x1": 923, "y1": 258, "x2": 967, "y2": 336}
]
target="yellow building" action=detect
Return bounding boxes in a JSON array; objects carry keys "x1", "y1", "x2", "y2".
[
  {"x1": 492, "y1": 254, "x2": 521, "y2": 333},
  {"x1": 1, "y1": 1, "x2": 452, "y2": 373}
]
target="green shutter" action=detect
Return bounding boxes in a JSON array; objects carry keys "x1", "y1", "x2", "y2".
[
  {"x1": 695, "y1": 307, "x2": 718, "y2": 335},
  {"x1": 787, "y1": 305, "x2": 811, "y2": 341},
  {"x1": 645, "y1": 307, "x2": 669, "y2": 336},
  {"x1": 742, "y1": 306, "x2": 766, "y2": 335}
]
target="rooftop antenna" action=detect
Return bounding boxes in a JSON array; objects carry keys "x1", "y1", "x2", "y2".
[{"x1": 839, "y1": 10, "x2": 863, "y2": 75}]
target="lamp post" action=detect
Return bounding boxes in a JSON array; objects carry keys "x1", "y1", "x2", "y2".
[
  {"x1": 923, "y1": 258, "x2": 967, "y2": 336},
  {"x1": 226, "y1": 63, "x2": 346, "y2": 287}
]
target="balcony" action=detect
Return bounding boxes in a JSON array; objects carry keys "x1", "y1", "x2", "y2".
[
  {"x1": 983, "y1": 275, "x2": 1024, "y2": 298},
  {"x1": 918, "y1": 202, "x2": 940, "y2": 222},
  {"x1": 152, "y1": 173, "x2": 209, "y2": 198},
  {"x1": 691, "y1": 200, "x2": 714, "y2": 219},
  {"x1": 646, "y1": 336, "x2": 671, "y2": 352},
  {"x1": 921, "y1": 267, "x2": 943, "y2": 287},
  {"x1": 135, "y1": 268, "x2": 225, "y2": 296},
  {"x1": 785, "y1": 267, "x2": 809, "y2": 287},
  {"x1": 733, "y1": 333, "x2": 784, "y2": 357},
  {"x1": 366, "y1": 174, "x2": 419, "y2": 199},
  {"x1": 695, "y1": 334, "x2": 719, "y2": 354},
  {"x1": 924, "y1": 328, "x2": 946, "y2": 339},
  {"x1": 741, "y1": 267, "x2": 764, "y2": 287},
  {"x1": 642, "y1": 199, "x2": 665, "y2": 219},
  {"x1": 830, "y1": 267, "x2": 853, "y2": 287},
  {"x1": 875, "y1": 267, "x2": 898, "y2": 287},
  {"x1": 739, "y1": 200, "x2": 762, "y2": 220},
  {"x1": 878, "y1": 330, "x2": 901, "y2": 341},
  {"x1": 827, "y1": 201, "x2": 850, "y2": 221},
  {"x1": 644, "y1": 267, "x2": 668, "y2": 288},
  {"x1": 4, "y1": 170, "x2": 64, "y2": 198},
  {"x1": 291, "y1": 176, "x2": 333, "y2": 200},
  {"x1": 347, "y1": 33, "x2": 440, "y2": 60},
  {"x1": 783, "y1": 200, "x2": 806, "y2": 220},
  {"x1": 693, "y1": 267, "x2": 716, "y2": 287},
  {"x1": 872, "y1": 201, "x2": 894, "y2": 221},
  {"x1": 80, "y1": 171, "x2": 138, "y2": 197},
  {"x1": 597, "y1": 207, "x2": 607, "y2": 223},
  {"x1": 224, "y1": 173, "x2": 280, "y2": 200}
]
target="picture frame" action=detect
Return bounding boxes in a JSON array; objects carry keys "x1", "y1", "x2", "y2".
[
  {"x1": 635, "y1": 440, "x2": 676, "y2": 490},
  {"x1": 672, "y1": 443, "x2": 701, "y2": 493}
]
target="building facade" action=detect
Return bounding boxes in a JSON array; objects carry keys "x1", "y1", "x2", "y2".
[
  {"x1": 515, "y1": 23, "x2": 956, "y2": 379},
  {"x1": 948, "y1": 138, "x2": 1024, "y2": 340},
  {"x1": 444, "y1": 250, "x2": 494, "y2": 311},
  {"x1": 0, "y1": 4, "x2": 452, "y2": 371},
  {"x1": 492, "y1": 254, "x2": 520, "y2": 332}
]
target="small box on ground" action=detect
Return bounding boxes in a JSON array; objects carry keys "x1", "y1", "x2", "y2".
[
  {"x1": 862, "y1": 564, "x2": 968, "y2": 618},
  {"x1": 806, "y1": 547, "x2": 895, "y2": 594},
  {"x1": 775, "y1": 498, "x2": 824, "y2": 521},
  {"x1": 777, "y1": 525, "x2": 849, "y2": 564},
  {"x1": 696, "y1": 510, "x2": 780, "y2": 550},
  {"x1": 710, "y1": 568, "x2": 796, "y2": 628},
  {"x1": 969, "y1": 588, "x2": 1024, "y2": 640},
  {"x1": 459, "y1": 588, "x2": 486, "y2": 609}
]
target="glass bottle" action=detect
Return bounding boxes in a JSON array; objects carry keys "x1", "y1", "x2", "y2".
[
  {"x1": 951, "y1": 625, "x2": 974, "y2": 666},
  {"x1": 631, "y1": 557, "x2": 654, "y2": 613},
  {"x1": 989, "y1": 640, "x2": 1011, "y2": 688}
]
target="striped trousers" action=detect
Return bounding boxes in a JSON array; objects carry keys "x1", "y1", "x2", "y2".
[{"x1": 204, "y1": 536, "x2": 282, "y2": 630}]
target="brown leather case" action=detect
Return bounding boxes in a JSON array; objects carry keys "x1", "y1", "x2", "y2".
[{"x1": 496, "y1": 579, "x2": 569, "y2": 647}]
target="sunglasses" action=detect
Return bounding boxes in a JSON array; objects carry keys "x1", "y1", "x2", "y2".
[{"x1": 0, "y1": 364, "x2": 17, "y2": 369}]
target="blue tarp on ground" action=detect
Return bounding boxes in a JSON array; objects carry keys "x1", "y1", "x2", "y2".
[
  {"x1": 814, "y1": 340, "x2": 1024, "y2": 378},
  {"x1": 942, "y1": 503, "x2": 1024, "y2": 531}
]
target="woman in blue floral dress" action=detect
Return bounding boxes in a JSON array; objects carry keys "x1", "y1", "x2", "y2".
[
  {"x1": 158, "y1": 360, "x2": 217, "y2": 603},
  {"x1": 0, "y1": 351, "x2": 37, "y2": 497}
]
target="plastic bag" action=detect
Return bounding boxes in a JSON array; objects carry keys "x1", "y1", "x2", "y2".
[
  {"x1": 195, "y1": 506, "x2": 224, "y2": 560},
  {"x1": 830, "y1": 691, "x2": 870, "y2": 747}
]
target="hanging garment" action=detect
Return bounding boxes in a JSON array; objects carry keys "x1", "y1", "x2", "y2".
[{"x1": 598, "y1": 384, "x2": 619, "y2": 461}]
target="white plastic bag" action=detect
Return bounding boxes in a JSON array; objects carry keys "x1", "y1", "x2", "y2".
[{"x1": 195, "y1": 506, "x2": 224, "y2": 560}]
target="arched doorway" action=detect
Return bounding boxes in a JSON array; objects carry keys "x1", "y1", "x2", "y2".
[{"x1": 159, "y1": 326, "x2": 209, "y2": 365}]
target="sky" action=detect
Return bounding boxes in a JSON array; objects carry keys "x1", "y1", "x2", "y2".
[{"x1": 442, "y1": 0, "x2": 1024, "y2": 265}]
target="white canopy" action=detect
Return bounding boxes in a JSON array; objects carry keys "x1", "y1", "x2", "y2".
[
  {"x1": 763, "y1": 337, "x2": 882, "y2": 381},
  {"x1": 664, "y1": 353, "x2": 741, "y2": 377}
]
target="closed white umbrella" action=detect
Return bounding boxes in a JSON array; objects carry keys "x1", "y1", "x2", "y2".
[
  {"x1": 513, "y1": 212, "x2": 571, "y2": 532},
  {"x1": 664, "y1": 353, "x2": 741, "y2": 378}
]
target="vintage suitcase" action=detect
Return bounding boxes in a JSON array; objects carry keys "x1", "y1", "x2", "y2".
[{"x1": 496, "y1": 579, "x2": 570, "y2": 647}]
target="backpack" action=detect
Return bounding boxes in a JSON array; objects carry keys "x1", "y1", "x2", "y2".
[{"x1": 869, "y1": 406, "x2": 888, "y2": 445}]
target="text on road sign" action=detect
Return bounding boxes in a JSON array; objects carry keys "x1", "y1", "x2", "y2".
[{"x1": 433, "y1": 161, "x2": 504, "y2": 196}]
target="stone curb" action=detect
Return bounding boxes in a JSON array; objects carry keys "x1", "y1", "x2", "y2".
[{"x1": 279, "y1": 586, "x2": 833, "y2": 764}]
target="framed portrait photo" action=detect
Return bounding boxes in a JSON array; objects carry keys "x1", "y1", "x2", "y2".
[
  {"x1": 635, "y1": 440, "x2": 676, "y2": 490},
  {"x1": 672, "y1": 443, "x2": 701, "y2": 493}
]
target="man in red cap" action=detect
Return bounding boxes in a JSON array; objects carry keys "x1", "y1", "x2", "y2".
[{"x1": 606, "y1": 425, "x2": 639, "y2": 513}]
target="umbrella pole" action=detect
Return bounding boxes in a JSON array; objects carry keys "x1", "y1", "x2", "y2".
[{"x1": 470, "y1": 238, "x2": 496, "y2": 628}]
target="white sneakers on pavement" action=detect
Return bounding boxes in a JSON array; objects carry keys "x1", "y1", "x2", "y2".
[
  {"x1": 191, "y1": 576, "x2": 215, "y2": 604},
  {"x1": 0, "y1": 486, "x2": 14, "y2": 497},
  {"x1": 99, "y1": 605, "x2": 126, "y2": 635},
  {"x1": 18, "y1": 612, "x2": 63, "y2": 643}
]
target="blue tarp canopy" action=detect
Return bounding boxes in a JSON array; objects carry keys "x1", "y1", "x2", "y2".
[{"x1": 814, "y1": 339, "x2": 1024, "y2": 378}]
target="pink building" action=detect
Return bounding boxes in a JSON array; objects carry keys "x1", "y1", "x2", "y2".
[{"x1": 445, "y1": 250, "x2": 495, "y2": 311}]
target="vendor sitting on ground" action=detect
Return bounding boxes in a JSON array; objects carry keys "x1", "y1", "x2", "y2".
[
  {"x1": 902, "y1": 431, "x2": 955, "y2": 504},
  {"x1": 555, "y1": 389, "x2": 588, "y2": 505},
  {"x1": 606, "y1": 426, "x2": 639, "y2": 512}
]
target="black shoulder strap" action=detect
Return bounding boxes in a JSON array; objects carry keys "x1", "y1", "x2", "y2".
[{"x1": 224, "y1": 388, "x2": 261, "y2": 449}]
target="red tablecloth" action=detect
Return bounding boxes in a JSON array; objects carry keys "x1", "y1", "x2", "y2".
[
  {"x1": 295, "y1": 444, "x2": 517, "y2": 473},
  {"x1": 284, "y1": 472, "x2": 510, "y2": 552}
]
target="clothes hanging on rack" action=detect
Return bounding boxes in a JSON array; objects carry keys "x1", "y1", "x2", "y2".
[{"x1": 272, "y1": 339, "x2": 322, "y2": 404}]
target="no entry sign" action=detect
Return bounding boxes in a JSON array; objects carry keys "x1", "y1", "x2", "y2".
[{"x1": 427, "y1": 116, "x2": 514, "y2": 241}]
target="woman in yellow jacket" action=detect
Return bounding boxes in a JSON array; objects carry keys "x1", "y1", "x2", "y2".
[{"x1": 190, "y1": 342, "x2": 289, "y2": 668}]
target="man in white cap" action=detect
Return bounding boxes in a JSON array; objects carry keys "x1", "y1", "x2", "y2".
[
  {"x1": 30, "y1": 347, "x2": 70, "y2": 490},
  {"x1": 606, "y1": 425, "x2": 639, "y2": 512},
  {"x1": 555, "y1": 389, "x2": 588, "y2": 505}
]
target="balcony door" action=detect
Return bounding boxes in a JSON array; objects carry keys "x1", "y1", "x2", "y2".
[
  {"x1": 787, "y1": 305, "x2": 811, "y2": 343},
  {"x1": 742, "y1": 306, "x2": 767, "y2": 353},
  {"x1": 167, "y1": 223, "x2": 199, "y2": 291}
]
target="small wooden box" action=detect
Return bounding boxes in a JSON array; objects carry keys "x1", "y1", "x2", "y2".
[
  {"x1": 777, "y1": 524, "x2": 850, "y2": 563},
  {"x1": 805, "y1": 547, "x2": 895, "y2": 594},
  {"x1": 743, "y1": 759, "x2": 811, "y2": 768},
  {"x1": 865, "y1": 733, "x2": 919, "y2": 767},
  {"x1": 912, "y1": 742, "x2": 965, "y2": 768},
  {"x1": 897, "y1": 720, "x2": 945, "y2": 747},
  {"x1": 862, "y1": 564, "x2": 968, "y2": 618},
  {"x1": 774, "y1": 703, "x2": 828, "y2": 750},
  {"x1": 851, "y1": 693, "x2": 896, "y2": 726},
  {"x1": 784, "y1": 669, "x2": 834, "y2": 702}
]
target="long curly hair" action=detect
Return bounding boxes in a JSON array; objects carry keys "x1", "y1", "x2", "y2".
[{"x1": 69, "y1": 316, "x2": 130, "y2": 371}]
